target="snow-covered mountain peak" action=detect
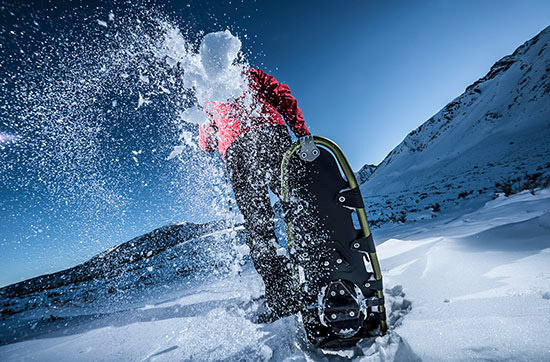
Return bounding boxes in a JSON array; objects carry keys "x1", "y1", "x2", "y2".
[
  {"x1": 361, "y1": 25, "x2": 550, "y2": 226},
  {"x1": 356, "y1": 163, "x2": 377, "y2": 184},
  {"x1": 381, "y1": 25, "x2": 548, "y2": 171},
  {"x1": 0, "y1": 220, "x2": 231, "y2": 301}
]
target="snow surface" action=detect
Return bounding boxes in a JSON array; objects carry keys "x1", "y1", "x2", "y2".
[
  {"x1": 1, "y1": 190, "x2": 549, "y2": 361},
  {"x1": 376, "y1": 190, "x2": 550, "y2": 362}
]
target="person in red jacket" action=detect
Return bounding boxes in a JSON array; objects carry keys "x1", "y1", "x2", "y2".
[{"x1": 197, "y1": 32, "x2": 310, "y2": 321}]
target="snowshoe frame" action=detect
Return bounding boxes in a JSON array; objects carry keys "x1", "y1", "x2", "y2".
[{"x1": 280, "y1": 136, "x2": 387, "y2": 347}]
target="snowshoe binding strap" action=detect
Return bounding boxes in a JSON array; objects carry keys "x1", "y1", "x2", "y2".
[
  {"x1": 335, "y1": 187, "x2": 365, "y2": 209},
  {"x1": 350, "y1": 234, "x2": 376, "y2": 254}
]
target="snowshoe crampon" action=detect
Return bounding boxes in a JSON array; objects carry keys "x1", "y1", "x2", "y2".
[{"x1": 280, "y1": 135, "x2": 387, "y2": 349}]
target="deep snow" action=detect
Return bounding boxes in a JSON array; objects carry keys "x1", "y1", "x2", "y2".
[
  {"x1": 376, "y1": 190, "x2": 550, "y2": 361},
  {"x1": 1, "y1": 189, "x2": 549, "y2": 361}
]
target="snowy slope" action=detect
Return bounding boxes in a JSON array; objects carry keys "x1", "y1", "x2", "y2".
[
  {"x1": 0, "y1": 220, "x2": 247, "y2": 345},
  {"x1": 361, "y1": 26, "x2": 550, "y2": 227},
  {"x1": 1, "y1": 189, "x2": 548, "y2": 361},
  {"x1": 375, "y1": 189, "x2": 550, "y2": 362},
  {"x1": 1, "y1": 221, "x2": 226, "y2": 297}
]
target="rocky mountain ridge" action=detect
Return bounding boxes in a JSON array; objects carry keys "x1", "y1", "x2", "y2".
[{"x1": 359, "y1": 26, "x2": 550, "y2": 226}]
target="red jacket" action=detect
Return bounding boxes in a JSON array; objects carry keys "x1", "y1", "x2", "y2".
[{"x1": 198, "y1": 68, "x2": 310, "y2": 159}]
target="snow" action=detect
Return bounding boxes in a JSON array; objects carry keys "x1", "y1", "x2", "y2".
[
  {"x1": 139, "y1": 74, "x2": 150, "y2": 83},
  {"x1": 374, "y1": 190, "x2": 550, "y2": 361},
  {"x1": 1, "y1": 190, "x2": 549, "y2": 361},
  {"x1": 199, "y1": 31, "x2": 242, "y2": 80},
  {"x1": 166, "y1": 145, "x2": 185, "y2": 160},
  {"x1": 1, "y1": 11, "x2": 253, "y2": 237},
  {"x1": 180, "y1": 106, "x2": 208, "y2": 125},
  {"x1": 137, "y1": 93, "x2": 151, "y2": 108},
  {"x1": 0, "y1": 132, "x2": 18, "y2": 145},
  {"x1": 156, "y1": 27, "x2": 251, "y2": 112}
]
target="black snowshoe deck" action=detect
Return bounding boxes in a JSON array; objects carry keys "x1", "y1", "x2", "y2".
[{"x1": 280, "y1": 136, "x2": 387, "y2": 349}]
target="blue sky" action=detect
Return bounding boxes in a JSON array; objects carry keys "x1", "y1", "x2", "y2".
[
  {"x1": 235, "y1": 0, "x2": 550, "y2": 166},
  {"x1": 1, "y1": 0, "x2": 549, "y2": 287}
]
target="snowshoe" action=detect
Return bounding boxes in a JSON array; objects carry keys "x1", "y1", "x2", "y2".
[{"x1": 280, "y1": 135, "x2": 387, "y2": 349}]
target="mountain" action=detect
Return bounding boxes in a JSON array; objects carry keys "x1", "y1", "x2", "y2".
[
  {"x1": 1, "y1": 221, "x2": 223, "y2": 297},
  {"x1": 0, "y1": 220, "x2": 246, "y2": 344},
  {"x1": 360, "y1": 26, "x2": 550, "y2": 227},
  {"x1": 356, "y1": 163, "x2": 377, "y2": 184}
]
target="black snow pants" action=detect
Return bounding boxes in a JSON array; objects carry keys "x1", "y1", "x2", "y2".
[{"x1": 225, "y1": 125, "x2": 297, "y2": 310}]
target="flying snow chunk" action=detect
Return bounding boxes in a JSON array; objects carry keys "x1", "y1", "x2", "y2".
[
  {"x1": 139, "y1": 74, "x2": 149, "y2": 83},
  {"x1": 234, "y1": 244, "x2": 250, "y2": 256},
  {"x1": 276, "y1": 247, "x2": 287, "y2": 256},
  {"x1": 0, "y1": 132, "x2": 18, "y2": 145},
  {"x1": 179, "y1": 130, "x2": 198, "y2": 150},
  {"x1": 157, "y1": 27, "x2": 188, "y2": 67},
  {"x1": 167, "y1": 145, "x2": 185, "y2": 160},
  {"x1": 137, "y1": 93, "x2": 151, "y2": 108},
  {"x1": 181, "y1": 106, "x2": 207, "y2": 124},
  {"x1": 199, "y1": 30, "x2": 242, "y2": 79},
  {"x1": 97, "y1": 20, "x2": 108, "y2": 28},
  {"x1": 167, "y1": 131, "x2": 199, "y2": 160},
  {"x1": 108, "y1": 12, "x2": 115, "y2": 21}
]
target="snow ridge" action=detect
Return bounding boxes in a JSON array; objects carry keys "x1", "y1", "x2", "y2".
[
  {"x1": 361, "y1": 26, "x2": 550, "y2": 227},
  {"x1": 0, "y1": 220, "x2": 247, "y2": 345},
  {"x1": 356, "y1": 163, "x2": 377, "y2": 185}
]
